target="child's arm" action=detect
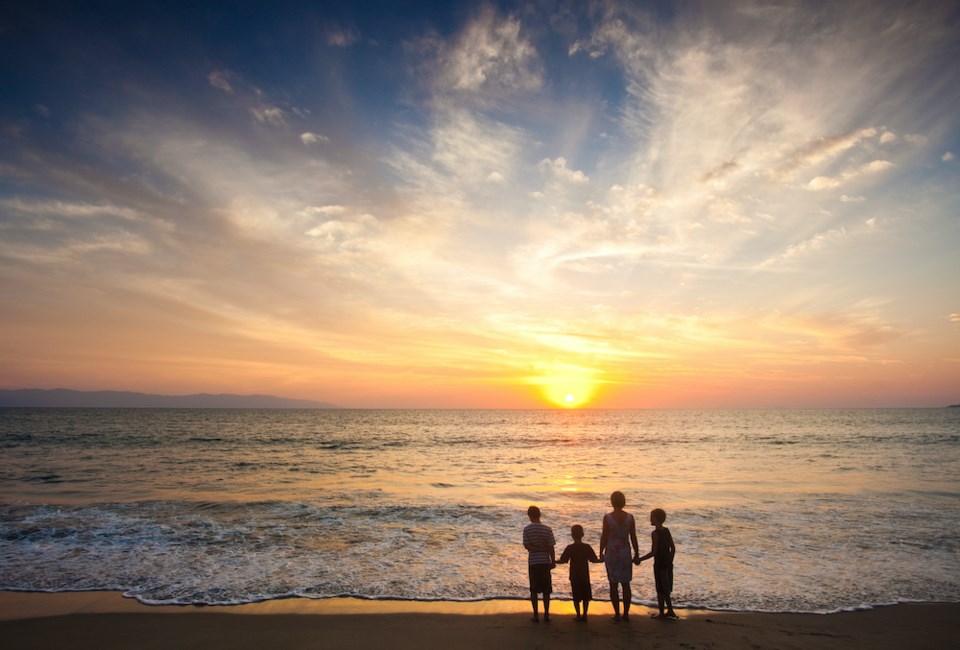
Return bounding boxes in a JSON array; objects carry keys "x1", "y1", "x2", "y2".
[
  {"x1": 637, "y1": 529, "x2": 657, "y2": 563},
  {"x1": 667, "y1": 528, "x2": 676, "y2": 562},
  {"x1": 629, "y1": 515, "x2": 640, "y2": 562},
  {"x1": 588, "y1": 545, "x2": 601, "y2": 563},
  {"x1": 557, "y1": 546, "x2": 570, "y2": 564}
]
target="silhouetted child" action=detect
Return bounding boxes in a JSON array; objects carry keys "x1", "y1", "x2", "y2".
[
  {"x1": 636, "y1": 508, "x2": 677, "y2": 620},
  {"x1": 557, "y1": 524, "x2": 601, "y2": 621},
  {"x1": 523, "y1": 505, "x2": 556, "y2": 622}
]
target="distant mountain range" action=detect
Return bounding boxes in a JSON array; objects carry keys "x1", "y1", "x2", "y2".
[{"x1": 0, "y1": 388, "x2": 338, "y2": 409}]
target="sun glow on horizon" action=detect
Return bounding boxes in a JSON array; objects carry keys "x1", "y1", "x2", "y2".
[{"x1": 539, "y1": 376, "x2": 598, "y2": 408}]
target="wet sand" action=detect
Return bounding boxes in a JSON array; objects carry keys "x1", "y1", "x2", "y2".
[{"x1": 1, "y1": 592, "x2": 957, "y2": 649}]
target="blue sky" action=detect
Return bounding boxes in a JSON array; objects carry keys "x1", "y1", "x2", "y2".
[{"x1": 1, "y1": 1, "x2": 958, "y2": 407}]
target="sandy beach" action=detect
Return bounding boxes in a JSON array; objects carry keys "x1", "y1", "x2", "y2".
[{"x1": 2, "y1": 592, "x2": 957, "y2": 649}]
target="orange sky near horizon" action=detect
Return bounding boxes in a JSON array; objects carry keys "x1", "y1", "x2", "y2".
[{"x1": 1, "y1": 2, "x2": 958, "y2": 409}]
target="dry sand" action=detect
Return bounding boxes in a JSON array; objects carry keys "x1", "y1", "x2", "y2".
[{"x1": 1, "y1": 591, "x2": 957, "y2": 649}]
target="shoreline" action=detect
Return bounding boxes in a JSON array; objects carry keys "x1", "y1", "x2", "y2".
[
  {"x1": 2, "y1": 592, "x2": 958, "y2": 649},
  {"x1": 0, "y1": 590, "x2": 943, "y2": 618}
]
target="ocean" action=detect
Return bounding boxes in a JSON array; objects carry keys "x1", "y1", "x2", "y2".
[{"x1": 1, "y1": 407, "x2": 958, "y2": 613}]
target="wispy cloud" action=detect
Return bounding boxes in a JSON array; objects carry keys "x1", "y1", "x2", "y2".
[
  {"x1": 433, "y1": 5, "x2": 542, "y2": 97},
  {"x1": 326, "y1": 26, "x2": 360, "y2": 47},
  {"x1": 300, "y1": 132, "x2": 328, "y2": 145},
  {"x1": 207, "y1": 70, "x2": 234, "y2": 93}
]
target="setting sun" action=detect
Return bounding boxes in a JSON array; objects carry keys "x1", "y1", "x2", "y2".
[{"x1": 539, "y1": 377, "x2": 597, "y2": 408}]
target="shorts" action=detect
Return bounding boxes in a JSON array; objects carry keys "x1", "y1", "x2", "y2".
[
  {"x1": 654, "y1": 565, "x2": 673, "y2": 596},
  {"x1": 570, "y1": 577, "x2": 592, "y2": 602},
  {"x1": 528, "y1": 564, "x2": 553, "y2": 595}
]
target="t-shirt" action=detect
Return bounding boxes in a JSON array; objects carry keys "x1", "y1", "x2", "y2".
[
  {"x1": 523, "y1": 522, "x2": 556, "y2": 566},
  {"x1": 653, "y1": 527, "x2": 674, "y2": 567},
  {"x1": 559, "y1": 542, "x2": 598, "y2": 584}
]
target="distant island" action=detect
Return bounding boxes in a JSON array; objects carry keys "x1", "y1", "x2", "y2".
[{"x1": 0, "y1": 389, "x2": 338, "y2": 409}]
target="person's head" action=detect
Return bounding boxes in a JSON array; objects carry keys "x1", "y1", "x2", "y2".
[
  {"x1": 527, "y1": 505, "x2": 541, "y2": 522},
  {"x1": 610, "y1": 491, "x2": 626, "y2": 509},
  {"x1": 570, "y1": 524, "x2": 584, "y2": 541},
  {"x1": 650, "y1": 508, "x2": 667, "y2": 525}
]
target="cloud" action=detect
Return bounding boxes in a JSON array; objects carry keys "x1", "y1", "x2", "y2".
[
  {"x1": 880, "y1": 131, "x2": 897, "y2": 144},
  {"x1": 840, "y1": 194, "x2": 866, "y2": 203},
  {"x1": 435, "y1": 5, "x2": 542, "y2": 96},
  {"x1": 0, "y1": 197, "x2": 161, "y2": 267},
  {"x1": 300, "y1": 204, "x2": 347, "y2": 217},
  {"x1": 775, "y1": 129, "x2": 879, "y2": 182},
  {"x1": 300, "y1": 132, "x2": 329, "y2": 145},
  {"x1": 759, "y1": 226, "x2": 850, "y2": 268},
  {"x1": 700, "y1": 161, "x2": 740, "y2": 185},
  {"x1": 943, "y1": 152, "x2": 955, "y2": 162},
  {"x1": 327, "y1": 26, "x2": 360, "y2": 47},
  {"x1": 208, "y1": 70, "x2": 302, "y2": 131},
  {"x1": 863, "y1": 160, "x2": 894, "y2": 173},
  {"x1": 250, "y1": 106, "x2": 286, "y2": 126},
  {"x1": 305, "y1": 212, "x2": 379, "y2": 251},
  {"x1": 807, "y1": 176, "x2": 841, "y2": 191},
  {"x1": 393, "y1": 107, "x2": 527, "y2": 190},
  {"x1": 539, "y1": 157, "x2": 588, "y2": 184},
  {"x1": 208, "y1": 70, "x2": 234, "y2": 93},
  {"x1": 806, "y1": 160, "x2": 894, "y2": 191},
  {"x1": 1, "y1": 198, "x2": 145, "y2": 221},
  {"x1": 778, "y1": 311, "x2": 904, "y2": 351}
]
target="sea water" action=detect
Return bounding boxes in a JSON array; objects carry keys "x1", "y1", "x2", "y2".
[{"x1": 1, "y1": 408, "x2": 958, "y2": 613}]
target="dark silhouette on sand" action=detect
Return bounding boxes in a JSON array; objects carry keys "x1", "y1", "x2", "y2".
[
  {"x1": 598, "y1": 491, "x2": 639, "y2": 622},
  {"x1": 557, "y1": 524, "x2": 602, "y2": 620},
  {"x1": 637, "y1": 508, "x2": 678, "y2": 620},
  {"x1": 522, "y1": 505, "x2": 556, "y2": 622}
]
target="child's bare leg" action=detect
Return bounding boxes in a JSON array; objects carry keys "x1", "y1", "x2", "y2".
[
  {"x1": 530, "y1": 593, "x2": 539, "y2": 622},
  {"x1": 573, "y1": 599, "x2": 581, "y2": 618},
  {"x1": 543, "y1": 595, "x2": 550, "y2": 622},
  {"x1": 665, "y1": 594, "x2": 677, "y2": 618},
  {"x1": 622, "y1": 583, "x2": 631, "y2": 620},
  {"x1": 651, "y1": 592, "x2": 666, "y2": 619},
  {"x1": 583, "y1": 599, "x2": 590, "y2": 619}
]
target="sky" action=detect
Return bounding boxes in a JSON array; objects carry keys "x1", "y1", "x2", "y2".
[{"x1": 1, "y1": 0, "x2": 958, "y2": 409}]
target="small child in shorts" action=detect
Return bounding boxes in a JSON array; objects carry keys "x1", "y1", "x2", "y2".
[
  {"x1": 557, "y1": 524, "x2": 602, "y2": 620},
  {"x1": 636, "y1": 508, "x2": 677, "y2": 620}
]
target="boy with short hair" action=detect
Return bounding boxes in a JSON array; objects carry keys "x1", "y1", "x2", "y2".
[
  {"x1": 522, "y1": 505, "x2": 556, "y2": 622},
  {"x1": 557, "y1": 524, "x2": 602, "y2": 620},
  {"x1": 636, "y1": 507, "x2": 677, "y2": 620}
]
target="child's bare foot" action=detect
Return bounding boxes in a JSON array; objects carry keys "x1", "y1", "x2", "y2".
[
  {"x1": 543, "y1": 613, "x2": 550, "y2": 623},
  {"x1": 611, "y1": 614, "x2": 621, "y2": 623},
  {"x1": 666, "y1": 611, "x2": 679, "y2": 620},
  {"x1": 650, "y1": 613, "x2": 666, "y2": 620},
  {"x1": 530, "y1": 615, "x2": 539, "y2": 623}
]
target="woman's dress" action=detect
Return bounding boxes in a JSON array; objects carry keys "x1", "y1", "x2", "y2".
[{"x1": 603, "y1": 512, "x2": 634, "y2": 584}]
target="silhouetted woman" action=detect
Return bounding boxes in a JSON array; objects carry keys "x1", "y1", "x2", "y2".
[{"x1": 598, "y1": 490, "x2": 639, "y2": 621}]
